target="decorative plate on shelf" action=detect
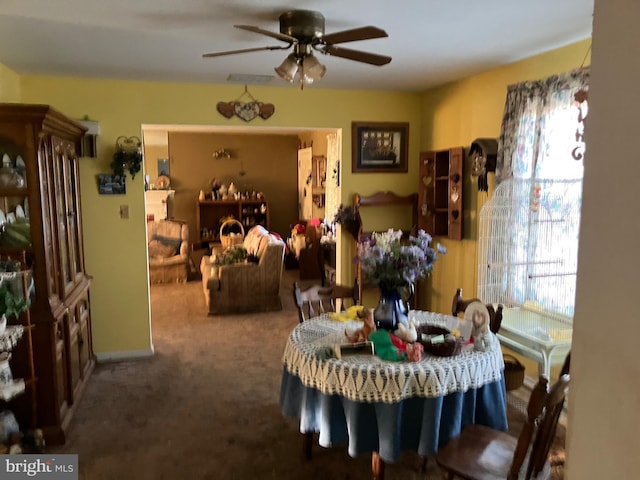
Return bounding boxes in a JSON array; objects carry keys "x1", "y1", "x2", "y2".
[{"x1": 156, "y1": 175, "x2": 171, "y2": 189}]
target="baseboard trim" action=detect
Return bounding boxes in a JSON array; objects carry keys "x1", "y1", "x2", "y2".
[{"x1": 95, "y1": 348, "x2": 155, "y2": 362}]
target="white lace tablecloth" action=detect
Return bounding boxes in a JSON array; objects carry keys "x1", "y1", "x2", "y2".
[{"x1": 282, "y1": 312, "x2": 505, "y2": 404}]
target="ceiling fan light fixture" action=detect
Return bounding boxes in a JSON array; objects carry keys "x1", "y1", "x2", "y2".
[
  {"x1": 205, "y1": 10, "x2": 392, "y2": 89},
  {"x1": 274, "y1": 54, "x2": 299, "y2": 83},
  {"x1": 302, "y1": 54, "x2": 326, "y2": 81}
]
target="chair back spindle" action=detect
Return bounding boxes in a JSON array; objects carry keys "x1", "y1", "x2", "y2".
[{"x1": 293, "y1": 281, "x2": 359, "y2": 323}]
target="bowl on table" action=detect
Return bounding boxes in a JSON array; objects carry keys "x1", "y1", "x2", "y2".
[{"x1": 416, "y1": 325, "x2": 464, "y2": 357}]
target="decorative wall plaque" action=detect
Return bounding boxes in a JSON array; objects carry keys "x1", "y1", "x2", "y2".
[{"x1": 216, "y1": 86, "x2": 275, "y2": 122}]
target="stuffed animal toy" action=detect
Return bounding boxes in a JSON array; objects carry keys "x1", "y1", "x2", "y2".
[
  {"x1": 464, "y1": 302, "x2": 490, "y2": 338},
  {"x1": 369, "y1": 330, "x2": 405, "y2": 362},
  {"x1": 405, "y1": 341, "x2": 423, "y2": 362},
  {"x1": 345, "y1": 308, "x2": 376, "y2": 343},
  {"x1": 467, "y1": 302, "x2": 492, "y2": 352},
  {"x1": 393, "y1": 319, "x2": 418, "y2": 343}
]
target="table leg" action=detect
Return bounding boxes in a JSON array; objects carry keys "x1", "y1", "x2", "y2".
[
  {"x1": 420, "y1": 456, "x2": 428, "y2": 472},
  {"x1": 372, "y1": 452, "x2": 385, "y2": 480},
  {"x1": 302, "y1": 432, "x2": 313, "y2": 461}
]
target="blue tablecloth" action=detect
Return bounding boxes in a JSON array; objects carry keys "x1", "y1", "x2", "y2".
[
  {"x1": 280, "y1": 369, "x2": 507, "y2": 463},
  {"x1": 279, "y1": 313, "x2": 508, "y2": 463}
]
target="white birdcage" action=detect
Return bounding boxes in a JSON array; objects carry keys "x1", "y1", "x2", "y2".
[{"x1": 477, "y1": 178, "x2": 579, "y2": 377}]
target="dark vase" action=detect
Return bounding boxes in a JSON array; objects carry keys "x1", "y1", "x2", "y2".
[{"x1": 373, "y1": 285, "x2": 413, "y2": 331}]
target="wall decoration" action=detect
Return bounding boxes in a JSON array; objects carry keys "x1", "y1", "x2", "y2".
[
  {"x1": 111, "y1": 136, "x2": 142, "y2": 179},
  {"x1": 97, "y1": 174, "x2": 126, "y2": 195},
  {"x1": 352, "y1": 122, "x2": 409, "y2": 173},
  {"x1": 216, "y1": 86, "x2": 275, "y2": 122},
  {"x1": 157, "y1": 158, "x2": 170, "y2": 176}
]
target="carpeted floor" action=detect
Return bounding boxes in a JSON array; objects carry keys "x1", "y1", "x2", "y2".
[{"x1": 51, "y1": 269, "x2": 565, "y2": 479}]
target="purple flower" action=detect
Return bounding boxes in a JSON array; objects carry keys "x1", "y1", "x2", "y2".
[{"x1": 356, "y1": 228, "x2": 445, "y2": 289}]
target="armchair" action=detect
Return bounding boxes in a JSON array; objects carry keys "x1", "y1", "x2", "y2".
[
  {"x1": 147, "y1": 219, "x2": 189, "y2": 284},
  {"x1": 200, "y1": 225, "x2": 285, "y2": 315}
]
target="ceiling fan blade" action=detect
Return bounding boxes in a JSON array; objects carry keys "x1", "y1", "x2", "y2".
[
  {"x1": 202, "y1": 45, "x2": 289, "y2": 58},
  {"x1": 322, "y1": 45, "x2": 392, "y2": 66},
  {"x1": 234, "y1": 25, "x2": 297, "y2": 44},
  {"x1": 321, "y1": 26, "x2": 388, "y2": 45}
]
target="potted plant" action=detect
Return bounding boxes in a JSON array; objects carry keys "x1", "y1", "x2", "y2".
[
  {"x1": 333, "y1": 204, "x2": 361, "y2": 239},
  {"x1": 0, "y1": 279, "x2": 30, "y2": 333},
  {"x1": 111, "y1": 136, "x2": 143, "y2": 179}
]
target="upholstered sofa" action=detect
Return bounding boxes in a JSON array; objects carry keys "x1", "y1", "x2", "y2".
[
  {"x1": 200, "y1": 225, "x2": 285, "y2": 315},
  {"x1": 147, "y1": 220, "x2": 189, "y2": 284}
]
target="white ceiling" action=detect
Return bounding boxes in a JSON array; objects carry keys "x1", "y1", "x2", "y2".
[{"x1": 0, "y1": 0, "x2": 593, "y2": 92}]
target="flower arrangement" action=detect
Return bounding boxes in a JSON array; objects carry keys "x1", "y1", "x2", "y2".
[
  {"x1": 333, "y1": 204, "x2": 361, "y2": 239},
  {"x1": 357, "y1": 229, "x2": 446, "y2": 292}
]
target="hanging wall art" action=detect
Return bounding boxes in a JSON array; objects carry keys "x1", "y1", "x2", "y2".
[{"x1": 216, "y1": 86, "x2": 275, "y2": 122}]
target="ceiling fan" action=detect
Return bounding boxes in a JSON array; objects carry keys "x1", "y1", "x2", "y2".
[{"x1": 202, "y1": 10, "x2": 392, "y2": 89}]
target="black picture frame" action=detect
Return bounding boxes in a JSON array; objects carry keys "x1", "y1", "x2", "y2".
[{"x1": 352, "y1": 122, "x2": 409, "y2": 173}]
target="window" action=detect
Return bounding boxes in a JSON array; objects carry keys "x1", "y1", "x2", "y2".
[{"x1": 479, "y1": 69, "x2": 589, "y2": 318}]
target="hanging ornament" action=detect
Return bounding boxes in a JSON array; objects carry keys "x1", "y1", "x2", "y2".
[{"x1": 216, "y1": 85, "x2": 275, "y2": 122}]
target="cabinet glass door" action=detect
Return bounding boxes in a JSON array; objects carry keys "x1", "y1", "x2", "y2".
[
  {"x1": 63, "y1": 151, "x2": 84, "y2": 282},
  {"x1": 51, "y1": 136, "x2": 73, "y2": 296},
  {"x1": 39, "y1": 138, "x2": 62, "y2": 303}
]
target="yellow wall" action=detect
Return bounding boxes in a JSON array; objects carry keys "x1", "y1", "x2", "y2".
[
  {"x1": 167, "y1": 131, "x2": 300, "y2": 238},
  {"x1": 0, "y1": 64, "x2": 20, "y2": 102},
  {"x1": 10, "y1": 39, "x2": 589, "y2": 358},
  {"x1": 17, "y1": 76, "x2": 422, "y2": 357}
]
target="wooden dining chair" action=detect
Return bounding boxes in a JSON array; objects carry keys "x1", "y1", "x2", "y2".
[
  {"x1": 560, "y1": 351, "x2": 571, "y2": 377},
  {"x1": 435, "y1": 373, "x2": 570, "y2": 480},
  {"x1": 292, "y1": 280, "x2": 360, "y2": 461},
  {"x1": 451, "y1": 287, "x2": 504, "y2": 334},
  {"x1": 293, "y1": 280, "x2": 359, "y2": 323}
]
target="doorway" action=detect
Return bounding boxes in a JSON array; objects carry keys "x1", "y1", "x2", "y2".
[{"x1": 140, "y1": 124, "x2": 343, "y2": 319}]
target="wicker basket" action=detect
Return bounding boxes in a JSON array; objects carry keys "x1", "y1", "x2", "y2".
[
  {"x1": 503, "y1": 354, "x2": 525, "y2": 391},
  {"x1": 417, "y1": 325, "x2": 464, "y2": 357},
  {"x1": 219, "y1": 219, "x2": 245, "y2": 248}
]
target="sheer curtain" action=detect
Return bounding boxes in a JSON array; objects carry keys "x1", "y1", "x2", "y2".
[
  {"x1": 490, "y1": 68, "x2": 589, "y2": 317},
  {"x1": 497, "y1": 68, "x2": 589, "y2": 182}
]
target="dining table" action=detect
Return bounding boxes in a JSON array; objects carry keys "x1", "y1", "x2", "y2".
[{"x1": 279, "y1": 310, "x2": 508, "y2": 479}]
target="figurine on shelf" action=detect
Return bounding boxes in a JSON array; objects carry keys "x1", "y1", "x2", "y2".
[
  {"x1": 0, "y1": 154, "x2": 25, "y2": 189},
  {"x1": 0, "y1": 353, "x2": 12, "y2": 385},
  {"x1": 211, "y1": 178, "x2": 222, "y2": 199}
]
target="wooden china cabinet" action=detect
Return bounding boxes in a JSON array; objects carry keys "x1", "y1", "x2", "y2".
[{"x1": 0, "y1": 103, "x2": 94, "y2": 444}]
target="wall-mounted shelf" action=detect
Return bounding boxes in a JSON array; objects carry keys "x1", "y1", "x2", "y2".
[{"x1": 418, "y1": 147, "x2": 464, "y2": 240}]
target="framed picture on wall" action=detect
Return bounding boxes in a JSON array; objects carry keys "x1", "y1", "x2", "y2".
[
  {"x1": 352, "y1": 122, "x2": 409, "y2": 173},
  {"x1": 97, "y1": 174, "x2": 126, "y2": 194}
]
